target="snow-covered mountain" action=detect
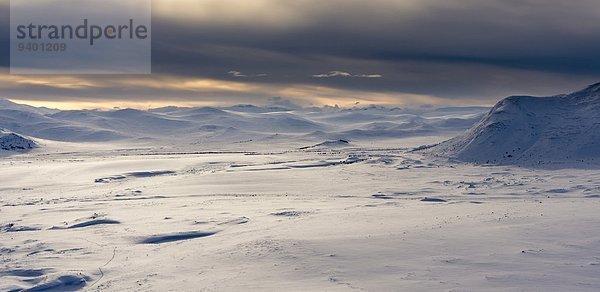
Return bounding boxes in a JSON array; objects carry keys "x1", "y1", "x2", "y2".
[
  {"x1": 0, "y1": 98, "x2": 486, "y2": 144},
  {"x1": 426, "y1": 83, "x2": 600, "y2": 166},
  {"x1": 0, "y1": 129, "x2": 37, "y2": 152},
  {"x1": 0, "y1": 98, "x2": 58, "y2": 115}
]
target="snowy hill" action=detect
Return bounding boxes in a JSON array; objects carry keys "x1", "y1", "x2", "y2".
[
  {"x1": 0, "y1": 99, "x2": 486, "y2": 144},
  {"x1": 0, "y1": 98, "x2": 58, "y2": 115},
  {"x1": 0, "y1": 129, "x2": 37, "y2": 152},
  {"x1": 426, "y1": 83, "x2": 600, "y2": 166}
]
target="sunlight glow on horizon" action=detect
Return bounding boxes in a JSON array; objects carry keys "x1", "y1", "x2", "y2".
[
  {"x1": 1, "y1": 72, "x2": 498, "y2": 110},
  {"x1": 7, "y1": 98, "x2": 226, "y2": 111}
]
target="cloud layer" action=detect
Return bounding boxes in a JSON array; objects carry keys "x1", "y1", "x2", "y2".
[{"x1": 2, "y1": 0, "x2": 600, "y2": 108}]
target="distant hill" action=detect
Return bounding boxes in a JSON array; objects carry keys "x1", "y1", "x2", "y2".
[
  {"x1": 0, "y1": 98, "x2": 58, "y2": 115},
  {"x1": 0, "y1": 98, "x2": 487, "y2": 143}
]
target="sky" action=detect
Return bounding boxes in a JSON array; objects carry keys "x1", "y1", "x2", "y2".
[{"x1": 1, "y1": 0, "x2": 600, "y2": 109}]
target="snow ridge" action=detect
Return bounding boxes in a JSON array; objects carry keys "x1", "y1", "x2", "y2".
[{"x1": 426, "y1": 83, "x2": 600, "y2": 166}]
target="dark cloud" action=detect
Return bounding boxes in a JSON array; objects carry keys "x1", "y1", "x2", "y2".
[
  {"x1": 1, "y1": 0, "x2": 600, "y2": 106},
  {"x1": 0, "y1": 1, "x2": 9, "y2": 68},
  {"x1": 148, "y1": 0, "x2": 600, "y2": 98}
]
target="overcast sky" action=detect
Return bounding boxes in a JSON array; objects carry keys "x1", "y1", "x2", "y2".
[{"x1": 1, "y1": 0, "x2": 600, "y2": 109}]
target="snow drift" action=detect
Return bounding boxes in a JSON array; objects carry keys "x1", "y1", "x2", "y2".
[{"x1": 426, "y1": 83, "x2": 600, "y2": 165}]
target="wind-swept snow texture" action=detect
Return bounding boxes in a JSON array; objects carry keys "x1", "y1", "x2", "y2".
[
  {"x1": 427, "y1": 83, "x2": 600, "y2": 166},
  {"x1": 2, "y1": 89, "x2": 600, "y2": 291}
]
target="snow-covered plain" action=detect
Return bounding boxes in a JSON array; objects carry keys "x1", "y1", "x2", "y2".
[{"x1": 1, "y1": 91, "x2": 600, "y2": 291}]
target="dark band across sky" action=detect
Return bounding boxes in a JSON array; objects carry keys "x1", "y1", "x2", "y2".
[{"x1": 1, "y1": 0, "x2": 599, "y2": 109}]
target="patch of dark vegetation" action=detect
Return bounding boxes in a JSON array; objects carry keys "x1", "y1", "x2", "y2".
[
  {"x1": 95, "y1": 170, "x2": 176, "y2": 183},
  {"x1": 125, "y1": 170, "x2": 176, "y2": 178},
  {"x1": 271, "y1": 211, "x2": 307, "y2": 217}
]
